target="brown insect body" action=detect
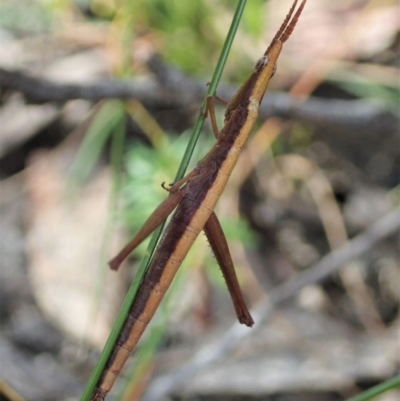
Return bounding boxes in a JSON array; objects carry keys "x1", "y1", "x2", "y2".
[{"x1": 90, "y1": 1, "x2": 306, "y2": 399}]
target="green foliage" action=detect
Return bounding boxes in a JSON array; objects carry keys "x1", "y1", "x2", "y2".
[
  {"x1": 120, "y1": 132, "x2": 206, "y2": 254},
  {"x1": 87, "y1": 0, "x2": 267, "y2": 78},
  {"x1": 122, "y1": 0, "x2": 221, "y2": 75},
  {"x1": 239, "y1": 0, "x2": 266, "y2": 37},
  {"x1": 0, "y1": 1, "x2": 52, "y2": 33}
]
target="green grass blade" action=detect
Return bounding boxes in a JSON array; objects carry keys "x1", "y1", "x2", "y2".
[
  {"x1": 175, "y1": 0, "x2": 248, "y2": 180},
  {"x1": 344, "y1": 375, "x2": 400, "y2": 401},
  {"x1": 80, "y1": 1, "x2": 248, "y2": 400},
  {"x1": 94, "y1": 109, "x2": 127, "y2": 302},
  {"x1": 79, "y1": 111, "x2": 127, "y2": 401},
  {"x1": 67, "y1": 101, "x2": 125, "y2": 191}
]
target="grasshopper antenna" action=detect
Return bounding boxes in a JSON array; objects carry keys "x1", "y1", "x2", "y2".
[{"x1": 265, "y1": 0, "x2": 306, "y2": 54}]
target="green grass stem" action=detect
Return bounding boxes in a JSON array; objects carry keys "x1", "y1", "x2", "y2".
[{"x1": 344, "y1": 375, "x2": 400, "y2": 401}]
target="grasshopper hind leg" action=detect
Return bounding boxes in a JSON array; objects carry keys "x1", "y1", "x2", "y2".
[{"x1": 204, "y1": 212, "x2": 254, "y2": 327}]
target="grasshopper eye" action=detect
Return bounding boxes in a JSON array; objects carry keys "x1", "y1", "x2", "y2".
[{"x1": 254, "y1": 55, "x2": 269, "y2": 72}]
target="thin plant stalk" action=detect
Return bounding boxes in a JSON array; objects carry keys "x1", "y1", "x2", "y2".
[
  {"x1": 344, "y1": 375, "x2": 400, "y2": 401},
  {"x1": 80, "y1": 1, "x2": 248, "y2": 400}
]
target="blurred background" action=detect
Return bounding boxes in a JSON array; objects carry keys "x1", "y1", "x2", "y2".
[{"x1": 0, "y1": 0, "x2": 399, "y2": 400}]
